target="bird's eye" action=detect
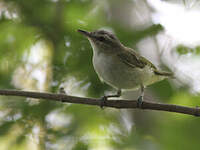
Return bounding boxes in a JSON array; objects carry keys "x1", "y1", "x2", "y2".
[{"x1": 98, "y1": 36, "x2": 105, "y2": 42}]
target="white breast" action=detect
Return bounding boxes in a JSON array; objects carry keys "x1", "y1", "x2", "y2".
[{"x1": 89, "y1": 40, "x2": 164, "y2": 90}]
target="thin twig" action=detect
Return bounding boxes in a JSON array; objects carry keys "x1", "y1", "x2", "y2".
[{"x1": 0, "y1": 89, "x2": 199, "y2": 117}]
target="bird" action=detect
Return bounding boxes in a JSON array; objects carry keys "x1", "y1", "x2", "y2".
[{"x1": 77, "y1": 29, "x2": 173, "y2": 108}]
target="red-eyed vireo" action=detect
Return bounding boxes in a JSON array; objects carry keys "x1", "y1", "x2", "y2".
[{"x1": 78, "y1": 29, "x2": 173, "y2": 107}]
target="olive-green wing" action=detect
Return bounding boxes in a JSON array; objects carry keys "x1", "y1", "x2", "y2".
[
  {"x1": 117, "y1": 48, "x2": 157, "y2": 69},
  {"x1": 117, "y1": 48, "x2": 174, "y2": 77}
]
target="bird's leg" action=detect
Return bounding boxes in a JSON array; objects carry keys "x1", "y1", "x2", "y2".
[
  {"x1": 58, "y1": 87, "x2": 68, "y2": 102},
  {"x1": 137, "y1": 85, "x2": 144, "y2": 108},
  {"x1": 100, "y1": 89, "x2": 121, "y2": 108},
  {"x1": 105, "y1": 89, "x2": 122, "y2": 98},
  {"x1": 59, "y1": 87, "x2": 66, "y2": 94}
]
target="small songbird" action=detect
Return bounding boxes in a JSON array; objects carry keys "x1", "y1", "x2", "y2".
[{"x1": 78, "y1": 29, "x2": 173, "y2": 107}]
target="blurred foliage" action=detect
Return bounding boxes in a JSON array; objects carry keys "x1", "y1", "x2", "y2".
[
  {"x1": 0, "y1": 0, "x2": 200, "y2": 150},
  {"x1": 176, "y1": 44, "x2": 200, "y2": 55}
]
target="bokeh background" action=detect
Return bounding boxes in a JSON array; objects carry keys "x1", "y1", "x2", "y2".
[{"x1": 0, "y1": 0, "x2": 200, "y2": 149}]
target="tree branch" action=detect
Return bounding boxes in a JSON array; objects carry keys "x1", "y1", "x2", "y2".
[{"x1": 0, "y1": 89, "x2": 199, "y2": 117}]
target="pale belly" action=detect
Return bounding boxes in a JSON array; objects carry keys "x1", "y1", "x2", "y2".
[{"x1": 93, "y1": 53, "x2": 163, "y2": 90}]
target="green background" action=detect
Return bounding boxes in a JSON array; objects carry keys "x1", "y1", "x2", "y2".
[{"x1": 0, "y1": 0, "x2": 200, "y2": 150}]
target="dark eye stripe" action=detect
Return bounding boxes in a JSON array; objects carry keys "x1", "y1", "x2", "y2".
[{"x1": 97, "y1": 36, "x2": 106, "y2": 42}]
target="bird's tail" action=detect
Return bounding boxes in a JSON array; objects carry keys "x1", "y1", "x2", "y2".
[{"x1": 154, "y1": 70, "x2": 174, "y2": 78}]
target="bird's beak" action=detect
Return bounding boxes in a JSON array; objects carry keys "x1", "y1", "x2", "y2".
[{"x1": 77, "y1": 29, "x2": 93, "y2": 38}]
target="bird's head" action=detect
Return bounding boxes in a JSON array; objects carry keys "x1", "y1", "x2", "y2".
[{"x1": 78, "y1": 29, "x2": 122, "y2": 53}]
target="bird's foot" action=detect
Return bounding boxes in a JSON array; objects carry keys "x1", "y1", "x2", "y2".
[
  {"x1": 59, "y1": 87, "x2": 66, "y2": 94},
  {"x1": 100, "y1": 90, "x2": 121, "y2": 109},
  {"x1": 137, "y1": 95, "x2": 143, "y2": 108},
  {"x1": 59, "y1": 87, "x2": 68, "y2": 102},
  {"x1": 100, "y1": 96, "x2": 108, "y2": 109}
]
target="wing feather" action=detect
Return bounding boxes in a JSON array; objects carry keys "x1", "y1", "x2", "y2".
[
  {"x1": 117, "y1": 48, "x2": 156, "y2": 69},
  {"x1": 117, "y1": 47, "x2": 174, "y2": 77}
]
